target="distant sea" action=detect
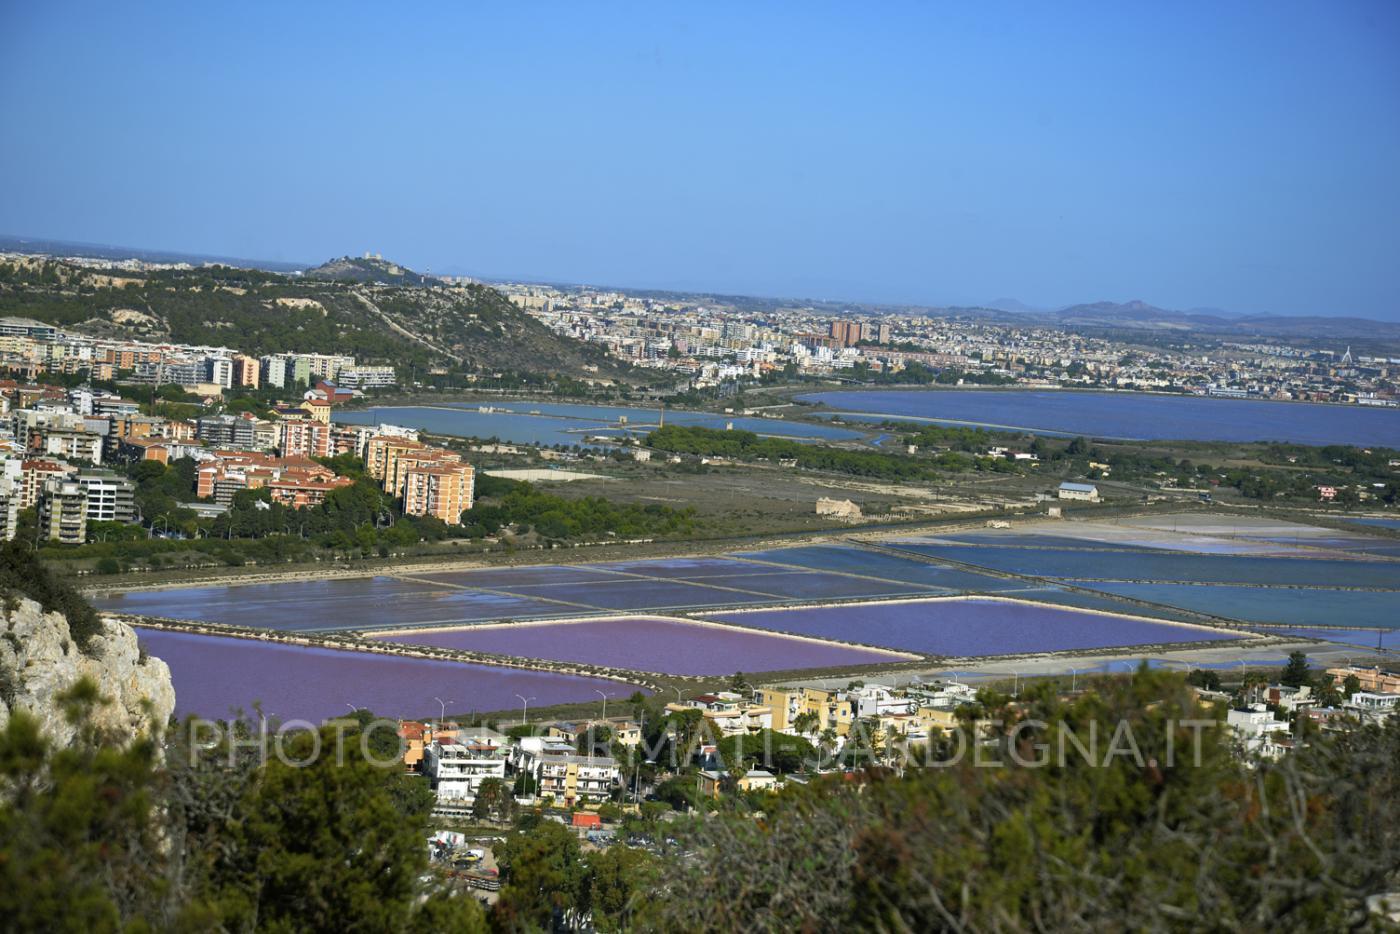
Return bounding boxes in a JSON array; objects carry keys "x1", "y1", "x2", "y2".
[{"x1": 801, "y1": 390, "x2": 1400, "y2": 446}]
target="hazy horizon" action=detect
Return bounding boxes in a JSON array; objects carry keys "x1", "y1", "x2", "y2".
[{"x1": 2, "y1": 2, "x2": 1397, "y2": 320}]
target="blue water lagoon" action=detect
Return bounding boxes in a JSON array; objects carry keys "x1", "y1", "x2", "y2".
[{"x1": 801, "y1": 389, "x2": 1400, "y2": 446}]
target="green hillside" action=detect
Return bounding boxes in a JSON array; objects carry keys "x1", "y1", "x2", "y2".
[{"x1": 0, "y1": 257, "x2": 638, "y2": 386}]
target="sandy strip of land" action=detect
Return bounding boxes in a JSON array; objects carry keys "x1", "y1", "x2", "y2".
[
  {"x1": 786, "y1": 637, "x2": 1392, "y2": 690},
  {"x1": 364, "y1": 613, "x2": 921, "y2": 661}
]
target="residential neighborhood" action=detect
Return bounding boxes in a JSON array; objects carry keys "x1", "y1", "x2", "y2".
[
  {"x1": 0, "y1": 314, "x2": 487, "y2": 544},
  {"x1": 395, "y1": 659, "x2": 1400, "y2": 833}
]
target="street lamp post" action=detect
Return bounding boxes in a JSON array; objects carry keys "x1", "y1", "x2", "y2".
[
  {"x1": 515, "y1": 694, "x2": 535, "y2": 727},
  {"x1": 595, "y1": 689, "x2": 613, "y2": 722},
  {"x1": 434, "y1": 696, "x2": 453, "y2": 724}
]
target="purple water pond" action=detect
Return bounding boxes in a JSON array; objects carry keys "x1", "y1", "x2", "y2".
[
  {"x1": 136, "y1": 628, "x2": 638, "y2": 722},
  {"x1": 703, "y1": 598, "x2": 1242, "y2": 656},
  {"x1": 374, "y1": 616, "x2": 908, "y2": 675}
]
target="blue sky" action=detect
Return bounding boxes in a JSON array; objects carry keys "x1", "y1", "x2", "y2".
[{"x1": 2, "y1": 2, "x2": 1397, "y2": 318}]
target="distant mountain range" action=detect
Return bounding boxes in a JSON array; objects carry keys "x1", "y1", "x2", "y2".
[
  {"x1": 945, "y1": 298, "x2": 1396, "y2": 344},
  {"x1": 1044, "y1": 299, "x2": 1400, "y2": 342},
  {"x1": 0, "y1": 234, "x2": 307, "y2": 273}
]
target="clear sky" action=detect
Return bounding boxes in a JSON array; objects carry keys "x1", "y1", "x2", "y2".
[{"x1": 2, "y1": 2, "x2": 1397, "y2": 318}]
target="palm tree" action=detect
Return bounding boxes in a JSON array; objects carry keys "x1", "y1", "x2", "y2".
[{"x1": 792, "y1": 710, "x2": 821, "y2": 743}]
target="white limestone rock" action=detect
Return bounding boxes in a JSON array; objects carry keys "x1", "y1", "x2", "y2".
[{"x1": 0, "y1": 597, "x2": 175, "y2": 747}]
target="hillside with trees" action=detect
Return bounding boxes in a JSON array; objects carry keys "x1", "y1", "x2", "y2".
[{"x1": 0, "y1": 256, "x2": 640, "y2": 387}]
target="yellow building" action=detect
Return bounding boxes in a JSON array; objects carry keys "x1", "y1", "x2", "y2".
[
  {"x1": 798, "y1": 687, "x2": 856, "y2": 737},
  {"x1": 366, "y1": 436, "x2": 426, "y2": 489},
  {"x1": 300, "y1": 398, "x2": 332, "y2": 425}
]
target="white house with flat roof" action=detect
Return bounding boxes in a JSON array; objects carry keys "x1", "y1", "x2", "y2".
[
  {"x1": 1057, "y1": 481, "x2": 1100, "y2": 502},
  {"x1": 423, "y1": 738, "x2": 507, "y2": 805}
]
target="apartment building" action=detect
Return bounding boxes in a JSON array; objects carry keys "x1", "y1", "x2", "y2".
[
  {"x1": 0, "y1": 491, "x2": 18, "y2": 541},
  {"x1": 674, "y1": 692, "x2": 774, "y2": 738},
  {"x1": 755, "y1": 688, "x2": 802, "y2": 733},
  {"x1": 260, "y1": 354, "x2": 314, "y2": 389},
  {"x1": 337, "y1": 365, "x2": 396, "y2": 388},
  {"x1": 276, "y1": 417, "x2": 331, "y2": 459},
  {"x1": 196, "y1": 414, "x2": 258, "y2": 448},
  {"x1": 367, "y1": 436, "x2": 466, "y2": 500},
  {"x1": 19, "y1": 458, "x2": 74, "y2": 509},
  {"x1": 829, "y1": 320, "x2": 863, "y2": 347},
  {"x1": 75, "y1": 471, "x2": 137, "y2": 523},
  {"x1": 196, "y1": 452, "x2": 348, "y2": 507},
  {"x1": 300, "y1": 398, "x2": 331, "y2": 425},
  {"x1": 232, "y1": 354, "x2": 261, "y2": 388},
  {"x1": 206, "y1": 357, "x2": 234, "y2": 388},
  {"x1": 12, "y1": 408, "x2": 84, "y2": 447},
  {"x1": 40, "y1": 479, "x2": 88, "y2": 543},
  {"x1": 92, "y1": 395, "x2": 140, "y2": 418},
  {"x1": 402, "y1": 463, "x2": 474, "y2": 524},
  {"x1": 386, "y1": 447, "x2": 460, "y2": 498},
  {"x1": 366, "y1": 435, "x2": 424, "y2": 487},
  {"x1": 796, "y1": 687, "x2": 857, "y2": 738},
  {"x1": 300, "y1": 353, "x2": 354, "y2": 382},
  {"x1": 116, "y1": 437, "x2": 173, "y2": 464},
  {"x1": 422, "y1": 738, "x2": 508, "y2": 805},
  {"x1": 1328, "y1": 666, "x2": 1400, "y2": 695},
  {"x1": 39, "y1": 429, "x2": 103, "y2": 465},
  {"x1": 260, "y1": 354, "x2": 291, "y2": 389},
  {"x1": 267, "y1": 474, "x2": 353, "y2": 508},
  {"x1": 535, "y1": 753, "x2": 619, "y2": 807}
]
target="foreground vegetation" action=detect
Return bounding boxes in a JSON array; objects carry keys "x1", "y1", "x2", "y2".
[
  {"x1": 639, "y1": 670, "x2": 1400, "y2": 931},
  {"x1": 5, "y1": 659, "x2": 1399, "y2": 931},
  {"x1": 0, "y1": 697, "x2": 491, "y2": 932}
]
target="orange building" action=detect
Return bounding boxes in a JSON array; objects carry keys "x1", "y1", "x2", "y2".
[
  {"x1": 117, "y1": 437, "x2": 172, "y2": 464},
  {"x1": 366, "y1": 436, "x2": 425, "y2": 487},
  {"x1": 233, "y1": 354, "x2": 261, "y2": 388},
  {"x1": 387, "y1": 448, "x2": 461, "y2": 499},
  {"x1": 277, "y1": 417, "x2": 331, "y2": 459},
  {"x1": 402, "y1": 463, "x2": 474, "y2": 525},
  {"x1": 196, "y1": 451, "x2": 347, "y2": 506}
]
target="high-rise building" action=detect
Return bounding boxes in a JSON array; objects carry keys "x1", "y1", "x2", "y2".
[
  {"x1": 0, "y1": 493, "x2": 18, "y2": 541},
  {"x1": 233, "y1": 354, "x2": 262, "y2": 388},
  {"x1": 829, "y1": 320, "x2": 862, "y2": 347},
  {"x1": 196, "y1": 414, "x2": 258, "y2": 449},
  {"x1": 260, "y1": 355, "x2": 289, "y2": 388},
  {"x1": 75, "y1": 471, "x2": 137, "y2": 523},
  {"x1": 40, "y1": 479, "x2": 88, "y2": 544},
  {"x1": 206, "y1": 357, "x2": 234, "y2": 388},
  {"x1": 276, "y1": 417, "x2": 331, "y2": 459},
  {"x1": 402, "y1": 464, "x2": 475, "y2": 525},
  {"x1": 366, "y1": 436, "x2": 427, "y2": 491}
]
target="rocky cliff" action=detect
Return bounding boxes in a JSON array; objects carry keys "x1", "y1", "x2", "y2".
[{"x1": 0, "y1": 598, "x2": 175, "y2": 747}]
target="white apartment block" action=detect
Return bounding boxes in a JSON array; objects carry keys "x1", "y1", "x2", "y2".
[
  {"x1": 75, "y1": 471, "x2": 137, "y2": 523},
  {"x1": 423, "y1": 739, "x2": 508, "y2": 805},
  {"x1": 337, "y1": 365, "x2": 397, "y2": 388}
]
